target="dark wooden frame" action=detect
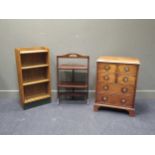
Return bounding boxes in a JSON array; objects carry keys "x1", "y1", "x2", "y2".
[{"x1": 56, "y1": 53, "x2": 89, "y2": 104}]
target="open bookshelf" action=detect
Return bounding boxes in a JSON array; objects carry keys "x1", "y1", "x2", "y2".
[
  {"x1": 15, "y1": 47, "x2": 52, "y2": 108},
  {"x1": 57, "y1": 53, "x2": 89, "y2": 104}
]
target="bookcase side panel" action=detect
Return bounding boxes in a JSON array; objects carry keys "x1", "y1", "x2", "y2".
[{"x1": 15, "y1": 49, "x2": 25, "y2": 105}]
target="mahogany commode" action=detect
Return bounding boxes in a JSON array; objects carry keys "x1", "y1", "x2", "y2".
[{"x1": 94, "y1": 56, "x2": 140, "y2": 116}]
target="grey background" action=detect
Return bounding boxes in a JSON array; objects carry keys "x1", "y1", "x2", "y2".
[{"x1": 0, "y1": 19, "x2": 154, "y2": 94}]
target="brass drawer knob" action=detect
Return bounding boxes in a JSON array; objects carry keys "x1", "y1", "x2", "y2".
[
  {"x1": 103, "y1": 85, "x2": 109, "y2": 91},
  {"x1": 102, "y1": 96, "x2": 108, "y2": 101},
  {"x1": 123, "y1": 77, "x2": 128, "y2": 82},
  {"x1": 104, "y1": 65, "x2": 110, "y2": 70},
  {"x1": 121, "y1": 88, "x2": 128, "y2": 93},
  {"x1": 104, "y1": 75, "x2": 109, "y2": 80},
  {"x1": 124, "y1": 66, "x2": 129, "y2": 72},
  {"x1": 121, "y1": 98, "x2": 127, "y2": 104}
]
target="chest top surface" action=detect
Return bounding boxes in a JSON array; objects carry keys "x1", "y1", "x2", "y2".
[{"x1": 97, "y1": 56, "x2": 140, "y2": 65}]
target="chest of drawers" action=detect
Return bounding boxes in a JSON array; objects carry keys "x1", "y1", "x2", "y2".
[{"x1": 94, "y1": 56, "x2": 140, "y2": 116}]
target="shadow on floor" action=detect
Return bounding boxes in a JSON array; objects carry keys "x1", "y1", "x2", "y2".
[
  {"x1": 98, "y1": 107, "x2": 129, "y2": 115},
  {"x1": 23, "y1": 98, "x2": 52, "y2": 110}
]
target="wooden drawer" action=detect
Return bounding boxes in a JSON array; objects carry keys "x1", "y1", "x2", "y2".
[
  {"x1": 97, "y1": 73, "x2": 116, "y2": 83},
  {"x1": 118, "y1": 64, "x2": 138, "y2": 75},
  {"x1": 117, "y1": 74, "x2": 136, "y2": 85},
  {"x1": 96, "y1": 93, "x2": 115, "y2": 105},
  {"x1": 119, "y1": 85, "x2": 134, "y2": 94},
  {"x1": 97, "y1": 83, "x2": 116, "y2": 93},
  {"x1": 98, "y1": 63, "x2": 117, "y2": 73},
  {"x1": 97, "y1": 83, "x2": 134, "y2": 95},
  {"x1": 117, "y1": 95, "x2": 134, "y2": 108},
  {"x1": 96, "y1": 94, "x2": 134, "y2": 108}
]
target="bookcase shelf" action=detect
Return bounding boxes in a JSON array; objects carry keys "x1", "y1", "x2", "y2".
[
  {"x1": 25, "y1": 94, "x2": 51, "y2": 104},
  {"x1": 23, "y1": 79, "x2": 49, "y2": 86},
  {"x1": 57, "y1": 53, "x2": 89, "y2": 103},
  {"x1": 21, "y1": 64, "x2": 48, "y2": 70},
  {"x1": 15, "y1": 47, "x2": 52, "y2": 107}
]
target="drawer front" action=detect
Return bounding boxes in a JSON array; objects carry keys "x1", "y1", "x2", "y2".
[
  {"x1": 97, "y1": 83, "x2": 134, "y2": 95},
  {"x1": 97, "y1": 84, "x2": 116, "y2": 93},
  {"x1": 96, "y1": 93, "x2": 115, "y2": 105},
  {"x1": 118, "y1": 64, "x2": 138, "y2": 75},
  {"x1": 96, "y1": 94, "x2": 134, "y2": 108},
  {"x1": 119, "y1": 85, "x2": 135, "y2": 95},
  {"x1": 98, "y1": 63, "x2": 117, "y2": 73},
  {"x1": 97, "y1": 73, "x2": 116, "y2": 83},
  {"x1": 117, "y1": 95, "x2": 134, "y2": 108},
  {"x1": 117, "y1": 75, "x2": 136, "y2": 85}
]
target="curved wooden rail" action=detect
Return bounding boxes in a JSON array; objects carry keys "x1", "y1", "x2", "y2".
[{"x1": 57, "y1": 53, "x2": 88, "y2": 59}]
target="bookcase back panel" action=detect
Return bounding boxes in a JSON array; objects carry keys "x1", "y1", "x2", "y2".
[
  {"x1": 21, "y1": 53, "x2": 47, "y2": 67},
  {"x1": 22, "y1": 68, "x2": 48, "y2": 82},
  {"x1": 24, "y1": 83, "x2": 49, "y2": 100}
]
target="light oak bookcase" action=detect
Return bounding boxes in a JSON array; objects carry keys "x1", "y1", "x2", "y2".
[{"x1": 15, "y1": 47, "x2": 52, "y2": 108}]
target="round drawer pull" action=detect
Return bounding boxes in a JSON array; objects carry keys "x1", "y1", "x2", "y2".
[
  {"x1": 104, "y1": 65, "x2": 111, "y2": 70},
  {"x1": 121, "y1": 98, "x2": 127, "y2": 104},
  {"x1": 104, "y1": 75, "x2": 109, "y2": 80},
  {"x1": 103, "y1": 85, "x2": 109, "y2": 91},
  {"x1": 121, "y1": 88, "x2": 128, "y2": 93},
  {"x1": 102, "y1": 96, "x2": 108, "y2": 101},
  {"x1": 124, "y1": 66, "x2": 129, "y2": 72},
  {"x1": 123, "y1": 77, "x2": 128, "y2": 82}
]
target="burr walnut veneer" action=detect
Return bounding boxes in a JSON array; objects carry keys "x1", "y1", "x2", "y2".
[{"x1": 94, "y1": 56, "x2": 140, "y2": 116}]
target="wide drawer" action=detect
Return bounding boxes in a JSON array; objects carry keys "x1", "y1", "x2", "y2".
[
  {"x1": 98, "y1": 63, "x2": 117, "y2": 73},
  {"x1": 96, "y1": 83, "x2": 134, "y2": 95},
  {"x1": 118, "y1": 64, "x2": 138, "y2": 75},
  {"x1": 96, "y1": 93, "x2": 134, "y2": 108},
  {"x1": 117, "y1": 74, "x2": 136, "y2": 85}
]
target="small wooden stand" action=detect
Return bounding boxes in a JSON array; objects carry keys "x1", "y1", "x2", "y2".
[{"x1": 57, "y1": 53, "x2": 89, "y2": 104}]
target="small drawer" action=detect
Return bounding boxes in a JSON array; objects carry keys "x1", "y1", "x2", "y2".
[
  {"x1": 96, "y1": 93, "x2": 114, "y2": 105},
  {"x1": 97, "y1": 84, "x2": 111, "y2": 93},
  {"x1": 120, "y1": 85, "x2": 134, "y2": 94},
  {"x1": 97, "y1": 73, "x2": 116, "y2": 83},
  {"x1": 117, "y1": 95, "x2": 134, "y2": 108},
  {"x1": 97, "y1": 84, "x2": 118, "y2": 94},
  {"x1": 117, "y1": 75, "x2": 136, "y2": 85},
  {"x1": 118, "y1": 64, "x2": 138, "y2": 75},
  {"x1": 98, "y1": 63, "x2": 117, "y2": 73}
]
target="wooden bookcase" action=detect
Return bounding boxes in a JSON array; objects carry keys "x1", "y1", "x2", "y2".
[
  {"x1": 15, "y1": 47, "x2": 52, "y2": 107},
  {"x1": 57, "y1": 53, "x2": 89, "y2": 104}
]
